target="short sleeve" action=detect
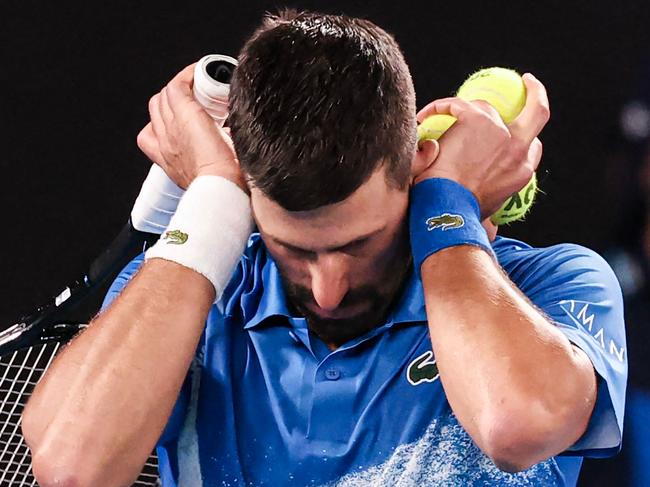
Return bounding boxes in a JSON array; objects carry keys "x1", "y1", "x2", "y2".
[
  {"x1": 101, "y1": 254, "x2": 192, "y2": 450},
  {"x1": 101, "y1": 253, "x2": 145, "y2": 309},
  {"x1": 509, "y1": 244, "x2": 627, "y2": 457}
]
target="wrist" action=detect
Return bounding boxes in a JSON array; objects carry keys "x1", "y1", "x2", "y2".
[
  {"x1": 145, "y1": 175, "x2": 254, "y2": 298},
  {"x1": 195, "y1": 166, "x2": 248, "y2": 195},
  {"x1": 409, "y1": 178, "x2": 494, "y2": 275}
]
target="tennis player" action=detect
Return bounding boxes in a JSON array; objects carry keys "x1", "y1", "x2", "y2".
[{"x1": 23, "y1": 10, "x2": 626, "y2": 486}]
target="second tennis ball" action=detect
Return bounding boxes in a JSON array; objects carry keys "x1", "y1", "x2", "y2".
[{"x1": 416, "y1": 114, "x2": 456, "y2": 141}]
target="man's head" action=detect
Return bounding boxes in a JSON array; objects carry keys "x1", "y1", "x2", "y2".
[{"x1": 228, "y1": 10, "x2": 428, "y2": 346}]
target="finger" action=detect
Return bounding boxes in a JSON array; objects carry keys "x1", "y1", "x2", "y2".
[
  {"x1": 417, "y1": 97, "x2": 460, "y2": 123},
  {"x1": 468, "y1": 99, "x2": 502, "y2": 123},
  {"x1": 417, "y1": 97, "x2": 500, "y2": 121},
  {"x1": 171, "y1": 63, "x2": 197, "y2": 87},
  {"x1": 508, "y1": 73, "x2": 550, "y2": 144},
  {"x1": 159, "y1": 86, "x2": 174, "y2": 126},
  {"x1": 527, "y1": 137, "x2": 543, "y2": 172},
  {"x1": 148, "y1": 94, "x2": 165, "y2": 139},
  {"x1": 136, "y1": 123, "x2": 165, "y2": 165},
  {"x1": 166, "y1": 63, "x2": 197, "y2": 111},
  {"x1": 219, "y1": 126, "x2": 236, "y2": 151},
  {"x1": 417, "y1": 97, "x2": 492, "y2": 124}
]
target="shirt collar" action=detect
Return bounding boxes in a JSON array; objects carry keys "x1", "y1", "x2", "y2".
[
  {"x1": 243, "y1": 241, "x2": 427, "y2": 330},
  {"x1": 243, "y1": 251, "x2": 294, "y2": 329}
]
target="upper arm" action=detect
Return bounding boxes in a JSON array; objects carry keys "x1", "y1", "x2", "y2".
[{"x1": 514, "y1": 244, "x2": 627, "y2": 457}]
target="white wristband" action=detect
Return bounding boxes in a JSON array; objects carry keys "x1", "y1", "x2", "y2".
[{"x1": 145, "y1": 176, "x2": 253, "y2": 299}]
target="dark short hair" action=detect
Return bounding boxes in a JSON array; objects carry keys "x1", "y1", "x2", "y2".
[{"x1": 228, "y1": 9, "x2": 416, "y2": 211}]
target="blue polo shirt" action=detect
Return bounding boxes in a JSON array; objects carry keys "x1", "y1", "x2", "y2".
[{"x1": 103, "y1": 234, "x2": 627, "y2": 486}]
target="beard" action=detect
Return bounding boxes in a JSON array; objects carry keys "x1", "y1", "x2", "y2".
[{"x1": 279, "y1": 245, "x2": 412, "y2": 348}]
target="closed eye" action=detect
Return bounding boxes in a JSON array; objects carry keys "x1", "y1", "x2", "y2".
[
  {"x1": 284, "y1": 244, "x2": 317, "y2": 259},
  {"x1": 282, "y1": 237, "x2": 369, "y2": 257},
  {"x1": 270, "y1": 226, "x2": 385, "y2": 256},
  {"x1": 336, "y1": 237, "x2": 369, "y2": 254}
]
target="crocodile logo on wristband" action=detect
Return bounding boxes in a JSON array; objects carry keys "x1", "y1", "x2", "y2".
[
  {"x1": 163, "y1": 229, "x2": 189, "y2": 245},
  {"x1": 426, "y1": 214, "x2": 465, "y2": 231}
]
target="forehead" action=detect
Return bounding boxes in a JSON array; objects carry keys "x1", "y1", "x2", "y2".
[{"x1": 250, "y1": 169, "x2": 408, "y2": 249}]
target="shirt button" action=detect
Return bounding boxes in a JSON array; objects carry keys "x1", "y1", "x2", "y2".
[{"x1": 325, "y1": 368, "x2": 341, "y2": 381}]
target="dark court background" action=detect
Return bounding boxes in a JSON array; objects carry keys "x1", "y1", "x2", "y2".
[{"x1": 1, "y1": 0, "x2": 649, "y2": 484}]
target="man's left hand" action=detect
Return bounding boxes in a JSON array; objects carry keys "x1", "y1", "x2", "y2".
[{"x1": 413, "y1": 73, "x2": 548, "y2": 219}]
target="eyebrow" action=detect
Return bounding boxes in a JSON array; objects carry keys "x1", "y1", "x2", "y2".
[{"x1": 270, "y1": 226, "x2": 387, "y2": 253}]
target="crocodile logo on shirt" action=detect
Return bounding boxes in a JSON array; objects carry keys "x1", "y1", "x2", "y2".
[
  {"x1": 426, "y1": 214, "x2": 464, "y2": 231},
  {"x1": 407, "y1": 350, "x2": 439, "y2": 386},
  {"x1": 163, "y1": 229, "x2": 188, "y2": 245}
]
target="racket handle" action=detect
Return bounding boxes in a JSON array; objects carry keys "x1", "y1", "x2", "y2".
[{"x1": 131, "y1": 54, "x2": 238, "y2": 234}]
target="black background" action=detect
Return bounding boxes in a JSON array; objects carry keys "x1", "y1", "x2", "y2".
[{"x1": 1, "y1": 1, "x2": 647, "y2": 482}]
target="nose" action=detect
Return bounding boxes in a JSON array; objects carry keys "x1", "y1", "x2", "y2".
[{"x1": 309, "y1": 254, "x2": 350, "y2": 312}]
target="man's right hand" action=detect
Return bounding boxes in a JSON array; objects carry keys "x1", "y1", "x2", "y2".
[
  {"x1": 136, "y1": 63, "x2": 247, "y2": 193},
  {"x1": 22, "y1": 64, "x2": 245, "y2": 486}
]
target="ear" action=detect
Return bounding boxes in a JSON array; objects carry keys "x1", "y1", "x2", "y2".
[{"x1": 410, "y1": 139, "x2": 439, "y2": 185}]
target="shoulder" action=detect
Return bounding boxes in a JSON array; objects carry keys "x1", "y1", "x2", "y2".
[
  {"x1": 102, "y1": 234, "x2": 268, "y2": 312},
  {"x1": 492, "y1": 236, "x2": 613, "y2": 275},
  {"x1": 492, "y1": 236, "x2": 621, "y2": 303},
  {"x1": 216, "y1": 233, "x2": 268, "y2": 316}
]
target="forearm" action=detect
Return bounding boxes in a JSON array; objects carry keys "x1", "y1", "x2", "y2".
[
  {"x1": 23, "y1": 258, "x2": 214, "y2": 486},
  {"x1": 421, "y1": 245, "x2": 596, "y2": 470}
]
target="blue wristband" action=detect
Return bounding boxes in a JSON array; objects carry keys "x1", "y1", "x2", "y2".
[{"x1": 409, "y1": 178, "x2": 493, "y2": 274}]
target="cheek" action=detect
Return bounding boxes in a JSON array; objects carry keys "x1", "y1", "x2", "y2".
[
  {"x1": 349, "y1": 236, "x2": 409, "y2": 287},
  {"x1": 372, "y1": 229, "x2": 410, "y2": 276}
]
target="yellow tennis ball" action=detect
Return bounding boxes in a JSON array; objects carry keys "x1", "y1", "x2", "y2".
[
  {"x1": 459, "y1": 67, "x2": 536, "y2": 224},
  {"x1": 416, "y1": 114, "x2": 456, "y2": 141},
  {"x1": 417, "y1": 67, "x2": 537, "y2": 225},
  {"x1": 456, "y1": 67, "x2": 526, "y2": 124},
  {"x1": 491, "y1": 173, "x2": 538, "y2": 225}
]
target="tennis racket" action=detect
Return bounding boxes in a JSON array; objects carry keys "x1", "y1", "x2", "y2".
[
  {"x1": 0, "y1": 54, "x2": 237, "y2": 486},
  {"x1": 0, "y1": 222, "x2": 161, "y2": 486}
]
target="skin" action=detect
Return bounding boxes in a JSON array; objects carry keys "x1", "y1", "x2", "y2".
[
  {"x1": 414, "y1": 76, "x2": 596, "y2": 470},
  {"x1": 250, "y1": 169, "x2": 413, "y2": 348},
  {"x1": 23, "y1": 64, "x2": 596, "y2": 485}
]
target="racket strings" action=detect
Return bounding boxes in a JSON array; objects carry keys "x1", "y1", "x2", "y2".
[
  {"x1": 0, "y1": 342, "x2": 160, "y2": 486},
  {"x1": 0, "y1": 344, "x2": 56, "y2": 486}
]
